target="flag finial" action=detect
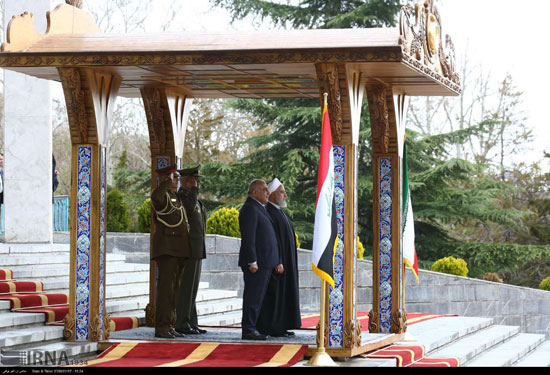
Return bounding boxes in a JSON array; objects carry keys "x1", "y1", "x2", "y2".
[{"x1": 323, "y1": 92, "x2": 328, "y2": 107}]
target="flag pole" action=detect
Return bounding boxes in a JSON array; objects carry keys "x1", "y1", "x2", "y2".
[
  {"x1": 306, "y1": 280, "x2": 337, "y2": 366},
  {"x1": 307, "y1": 92, "x2": 337, "y2": 367}
]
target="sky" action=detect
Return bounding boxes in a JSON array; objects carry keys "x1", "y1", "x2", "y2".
[{"x1": 163, "y1": 0, "x2": 549, "y2": 167}]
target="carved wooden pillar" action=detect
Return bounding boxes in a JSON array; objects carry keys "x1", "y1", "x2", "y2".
[
  {"x1": 59, "y1": 68, "x2": 121, "y2": 341},
  {"x1": 141, "y1": 87, "x2": 190, "y2": 327},
  {"x1": 367, "y1": 84, "x2": 408, "y2": 334},
  {"x1": 315, "y1": 63, "x2": 365, "y2": 355}
]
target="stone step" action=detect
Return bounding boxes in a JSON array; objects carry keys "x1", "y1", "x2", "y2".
[
  {"x1": 196, "y1": 297, "x2": 242, "y2": 317},
  {"x1": 0, "y1": 325, "x2": 64, "y2": 350},
  {"x1": 0, "y1": 243, "x2": 70, "y2": 255},
  {"x1": 106, "y1": 282, "x2": 149, "y2": 300},
  {"x1": 466, "y1": 333, "x2": 546, "y2": 367},
  {"x1": 0, "y1": 243, "x2": 71, "y2": 255},
  {"x1": 428, "y1": 325, "x2": 520, "y2": 365},
  {"x1": 196, "y1": 288, "x2": 237, "y2": 303},
  {"x1": 0, "y1": 253, "x2": 127, "y2": 267},
  {"x1": 0, "y1": 311, "x2": 45, "y2": 332},
  {"x1": 514, "y1": 340, "x2": 550, "y2": 367},
  {"x1": 401, "y1": 316, "x2": 494, "y2": 353},
  {"x1": 0, "y1": 300, "x2": 11, "y2": 312},
  {"x1": 198, "y1": 310, "x2": 242, "y2": 326},
  {"x1": 3, "y1": 341, "x2": 99, "y2": 366},
  {"x1": 41, "y1": 271, "x2": 151, "y2": 292},
  {"x1": 6, "y1": 262, "x2": 149, "y2": 280},
  {"x1": 106, "y1": 297, "x2": 149, "y2": 315}
]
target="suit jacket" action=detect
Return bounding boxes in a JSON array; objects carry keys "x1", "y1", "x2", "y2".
[
  {"x1": 178, "y1": 186, "x2": 207, "y2": 260},
  {"x1": 238, "y1": 197, "x2": 279, "y2": 269},
  {"x1": 150, "y1": 179, "x2": 191, "y2": 260}
]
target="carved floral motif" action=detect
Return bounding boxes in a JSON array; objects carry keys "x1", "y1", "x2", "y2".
[
  {"x1": 399, "y1": 0, "x2": 460, "y2": 90},
  {"x1": 141, "y1": 88, "x2": 167, "y2": 155},
  {"x1": 391, "y1": 309, "x2": 408, "y2": 334},
  {"x1": 368, "y1": 86, "x2": 390, "y2": 154},
  {"x1": 59, "y1": 68, "x2": 89, "y2": 144},
  {"x1": 63, "y1": 313, "x2": 75, "y2": 340},
  {"x1": 103, "y1": 315, "x2": 112, "y2": 340},
  {"x1": 368, "y1": 310, "x2": 379, "y2": 333}
]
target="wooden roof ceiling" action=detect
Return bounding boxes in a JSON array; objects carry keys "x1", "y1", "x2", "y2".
[{"x1": 0, "y1": 3, "x2": 461, "y2": 99}]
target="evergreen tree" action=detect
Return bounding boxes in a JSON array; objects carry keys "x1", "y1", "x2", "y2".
[{"x1": 204, "y1": 0, "x2": 401, "y2": 247}]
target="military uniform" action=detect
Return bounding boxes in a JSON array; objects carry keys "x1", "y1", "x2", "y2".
[
  {"x1": 175, "y1": 165, "x2": 208, "y2": 335},
  {"x1": 151, "y1": 166, "x2": 191, "y2": 338}
]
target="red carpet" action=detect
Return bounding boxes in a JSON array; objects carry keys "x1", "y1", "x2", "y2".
[
  {"x1": 0, "y1": 269, "x2": 14, "y2": 281},
  {"x1": 0, "y1": 281, "x2": 44, "y2": 294},
  {"x1": 0, "y1": 292, "x2": 68, "y2": 309},
  {"x1": 109, "y1": 316, "x2": 140, "y2": 331},
  {"x1": 300, "y1": 312, "x2": 454, "y2": 330},
  {"x1": 74, "y1": 342, "x2": 308, "y2": 367},
  {"x1": 364, "y1": 344, "x2": 459, "y2": 367},
  {"x1": 410, "y1": 357, "x2": 460, "y2": 367},
  {"x1": 0, "y1": 268, "x2": 140, "y2": 332}
]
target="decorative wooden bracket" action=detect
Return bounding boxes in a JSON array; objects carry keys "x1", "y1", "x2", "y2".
[
  {"x1": 2, "y1": 3, "x2": 99, "y2": 52},
  {"x1": 316, "y1": 63, "x2": 344, "y2": 145},
  {"x1": 58, "y1": 68, "x2": 91, "y2": 144},
  {"x1": 88, "y1": 71, "x2": 122, "y2": 147},
  {"x1": 346, "y1": 65, "x2": 367, "y2": 145},
  {"x1": 367, "y1": 85, "x2": 391, "y2": 155},
  {"x1": 166, "y1": 89, "x2": 192, "y2": 163}
]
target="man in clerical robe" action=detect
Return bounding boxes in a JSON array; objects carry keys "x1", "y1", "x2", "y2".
[{"x1": 257, "y1": 178, "x2": 302, "y2": 337}]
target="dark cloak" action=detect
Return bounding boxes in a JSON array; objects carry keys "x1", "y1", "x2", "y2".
[{"x1": 256, "y1": 202, "x2": 302, "y2": 335}]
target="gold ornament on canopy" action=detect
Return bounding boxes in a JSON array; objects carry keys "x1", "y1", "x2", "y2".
[{"x1": 399, "y1": 0, "x2": 460, "y2": 92}]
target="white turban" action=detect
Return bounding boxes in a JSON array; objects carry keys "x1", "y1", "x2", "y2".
[{"x1": 267, "y1": 178, "x2": 282, "y2": 193}]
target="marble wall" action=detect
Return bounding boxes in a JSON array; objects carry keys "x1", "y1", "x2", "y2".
[{"x1": 3, "y1": 0, "x2": 53, "y2": 243}]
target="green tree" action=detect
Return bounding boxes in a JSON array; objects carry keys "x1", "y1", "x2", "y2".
[
  {"x1": 111, "y1": 150, "x2": 149, "y2": 231},
  {"x1": 107, "y1": 188, "x2": 130, "y2": 232},
  {"x1": 211, "y1": 0, "x2": 401, "y2": 29}
]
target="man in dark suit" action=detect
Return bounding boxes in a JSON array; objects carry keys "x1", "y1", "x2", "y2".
[
  {"x1": 175, "y1": 165, "x2": 208, "y2": 335},
  {"x1": 238, "y1": 179, "x2": 279, "y2": 341},
  {"x1": 150, "y1": 165, "x2": 191, "y2": 339}
]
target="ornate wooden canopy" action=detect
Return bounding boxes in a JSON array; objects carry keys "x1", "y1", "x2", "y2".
[
  {"x1": 0, "y1": 2, "x2": 460, "y2": 99},
  {"x1": 0, "y1": 0, "x2": 462, "y2": 357}
]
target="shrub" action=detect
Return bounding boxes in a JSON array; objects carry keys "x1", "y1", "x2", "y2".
[
  {"x1": 431, "y1": 256, "x2": 469, "y2": 277},
  {"x1": 539, "y1": 277, "x2": 550, "y2": 291},
  {"x1": 357, "y1": 236, "x2": 365, "y2": 259},
  {"x1": 107, "y1": 188, "x2": 130, "y2": 232},
  {"x1": 483, "y1": 272, "x2": 503, "y2": 283},
  {"x1": 206, "y1": 207, "x2": 240, "y2": 238},
  {"x1": 137, "y1": 198, "x2": 151, "y2": 233},
  {"x1": 295, "y1": 232, "x2": 301, "y2": 249}
]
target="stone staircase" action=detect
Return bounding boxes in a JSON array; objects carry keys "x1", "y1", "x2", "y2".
[
  {"x1": 0, "y1": 242, "x2": 243, "y2": 366},
  {"x1": 401, "y1": 315, "x2": 550, "y2": 367}
]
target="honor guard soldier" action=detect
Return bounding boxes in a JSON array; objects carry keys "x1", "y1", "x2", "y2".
[
  {"x1": 151, "y1": 165, "x2": 191, "y2": 339},
  {"x1": 175, "y1": 165, "x2": 208, "y2": 335}
]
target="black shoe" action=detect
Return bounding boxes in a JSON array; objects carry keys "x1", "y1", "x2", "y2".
[
  {"x1": 155, "y1": 331, "x2": 175, "y2": 339},
  {"x1": 176, "y1": 327, "x2": 200, "y2": 335},
  {"x1": 285, "y1": 331, "x2": 296, "y2": 336},
  {"x1": 242, "y1": 331, "x2": 268, "y2": 340},
  {"x1": 169, "y1": 329, "x2": 185, "y2": 338},
  {"x1": 191, "y1": 325, "x2": 207, "y2": 334}
]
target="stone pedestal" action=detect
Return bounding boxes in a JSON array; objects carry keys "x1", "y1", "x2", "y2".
[{"x1": 3, "y1": 0, "x2": 53, "y2": 243}]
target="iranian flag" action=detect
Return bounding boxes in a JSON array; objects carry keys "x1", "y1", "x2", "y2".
[
  {"x1": 403, "y1": 138, "x2": 419, "y2": 282},
  {"x1": 311, "y1": 101, "x2": 338, "y2": 288}
]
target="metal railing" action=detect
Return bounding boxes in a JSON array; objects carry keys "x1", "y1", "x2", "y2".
[{"x1": 0, "y1": 195, "x2": 70, "y2": 235}]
